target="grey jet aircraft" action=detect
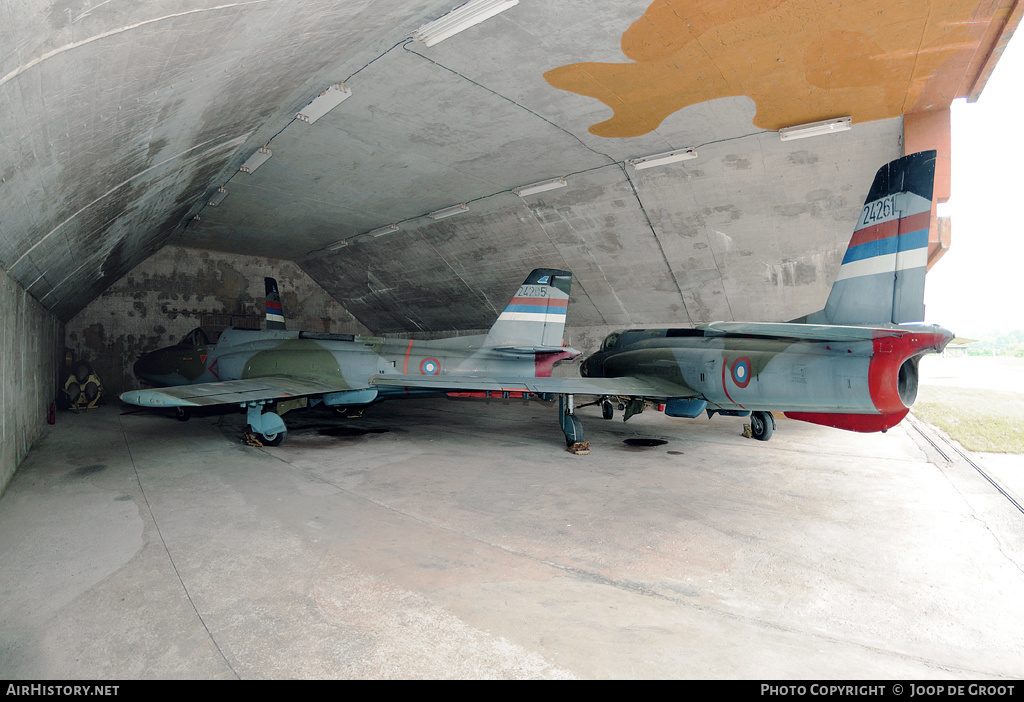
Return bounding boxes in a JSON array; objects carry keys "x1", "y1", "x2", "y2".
[{"x1": 573, "y1": 150, "x2": 953, "y2": 440}]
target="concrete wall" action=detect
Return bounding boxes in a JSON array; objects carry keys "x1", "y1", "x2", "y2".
[
  {"x1": 65, "y1": 246, "x2": 371, "y2": 397},
  {"x1": 1, "y1": 268, "x2": 62, "y2": 497}
]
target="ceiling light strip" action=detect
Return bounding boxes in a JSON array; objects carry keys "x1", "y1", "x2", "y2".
[
  {"x1": 628, "y1": 147, "x2": 697, "y2": 170},
  {"x1": 368, "y1": 224, "x2": 399, "y2": 238},
  {"x1": 428, "y1": 203, "x2": 469, "y2": 219},
  {"x1": 513, "y1": 177, "x2": 566, "y2": 197},
  {"x1": 779, "y1": 116, "x2": 852, "y2": 141},
  {"x1": 412, "y1": 0, "x2": 519, "y2": 47},
  {"x1": 239, "y1": 146, "x2": 271, "y2": 173},
  {"x1": 206, "y1": 186, "x2": 228, "y2": 207},
  {"x1": 296, "y1": 83, "x2": 352, "y2": 124}
]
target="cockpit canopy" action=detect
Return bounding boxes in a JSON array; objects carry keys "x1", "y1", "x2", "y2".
[
  {"x1": 600, "y1": 332, "x2": 622, "y2": 351},
  {"x1": 178, "y1": 326, "x2": 225, "y2": 347}
]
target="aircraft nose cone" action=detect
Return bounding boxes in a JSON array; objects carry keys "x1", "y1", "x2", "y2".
[
  {"x1": 133, "y1": 349, "x2": 180, "y2": 386},
  {"x1": 133, "y1": 354, "x2": 159, "y2": 385}
]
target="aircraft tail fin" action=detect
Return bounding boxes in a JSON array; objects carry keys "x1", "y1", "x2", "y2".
[
  {"x1": 810, "y1": 151, "x2": 936, "y2": 326},
  {"x1": 484, "y1": 269, "x2": 573, "y2": 352},
  {"x1": 264, "y1": 277, "x2": 286, "y2": 330}
]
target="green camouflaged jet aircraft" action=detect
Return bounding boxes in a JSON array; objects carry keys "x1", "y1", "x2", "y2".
[{"x1": 122, "y1": 269, "x2": 650, "y2": 446}]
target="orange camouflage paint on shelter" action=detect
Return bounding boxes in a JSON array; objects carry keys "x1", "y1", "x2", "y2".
[{"x1": 544, "y1": 0, "x2": 1018, "y2": 138}]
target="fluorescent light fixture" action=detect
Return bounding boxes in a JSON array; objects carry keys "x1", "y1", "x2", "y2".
[
  {"x1": 327, "y1": 239, "x2": 349, "y2": 251},
  {"x1": 296, "y1": 83, "x2": 352, "y2": 124},
  {"x1": 239, "y1": 146, "x2": 271, "y2": 173},
  {"x1": 513, "y1": 177, "x2": 567, "y2": 197},
  {"x1": 412, "y1": 0, "x2": 518, "y2": 47},
  {"x1": 368, "y1": 224, "x2": 399, "y2": 238},
  {"x1": 779, "y1": 116, "x2": 852, "y2": 141},
  {"x1": 628, "y1": 147, "x2": 697, "y2": 170},
  {"x1": 428, "y1": 203, "x2": 469, "y2": 220},
  {"x1": 207, "y1": 186, "x2": 228, "y2": 207}
]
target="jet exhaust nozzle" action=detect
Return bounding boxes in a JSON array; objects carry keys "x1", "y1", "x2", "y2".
[{"x1": 897, "y1": 356, "x2": 919, "y2": 408}]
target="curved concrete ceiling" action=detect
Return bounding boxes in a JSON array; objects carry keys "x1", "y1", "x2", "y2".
[{"x1": 1, "y1": 0, "x2": 1019, "y2": 328}]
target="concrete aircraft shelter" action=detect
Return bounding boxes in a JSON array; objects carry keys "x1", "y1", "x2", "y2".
[
  {"x1": 2, "y1": 1, "x2": 1022, "y2": 488},
  {"x1": 5, "y1": 2, "x2": 1024, "y2": 680}
]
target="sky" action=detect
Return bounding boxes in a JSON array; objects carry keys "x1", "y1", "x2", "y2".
[{"x1": 922, "y1": 28, "x2": 1024, "y2": 337}]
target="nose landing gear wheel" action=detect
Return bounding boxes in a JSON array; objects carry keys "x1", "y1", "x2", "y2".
[{"x1": 750, "y1": 411, "x2": 774, "y2": 441}]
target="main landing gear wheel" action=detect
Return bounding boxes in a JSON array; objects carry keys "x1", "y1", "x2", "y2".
[
  {"x1": 563, "y1": 415, "x2": 584, "y2": 447},
  {"x1": 558, "y1": 395, "x2": 589, "y2": 453},
  {"x1": 175, "y1": 407, "x2": 191, "y2": 422},
  {"x1": 250, "y1": 426, "x2": 286, "y2": 446},
  {"x1": 244, "y1": 402, "x2": 287, "y2": 447},
  {"x1": 750, "y1": 411, "x2": 775, "y2": 441},
  {"x1": 601, "y1": 400, "x2": 614, "y2": 420}
]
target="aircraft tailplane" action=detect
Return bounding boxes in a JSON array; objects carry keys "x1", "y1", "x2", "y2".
[
  {"x1": 807, "y1": 150, "x2": 936, "y2": 326},
  {"x1": 484, "y1": 269, "x2": 573, "y2": 352},
  {"x1": 264, "y1": 277, "x2": 286, "y2": 330}
]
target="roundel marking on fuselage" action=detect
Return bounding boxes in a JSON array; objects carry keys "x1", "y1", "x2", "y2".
[
  {"x1": 420, "y1": 358, "x2": 441, "y2": 375},
  {"x1": 732, "y1": 357, "x2": 752, "y2": 388}
]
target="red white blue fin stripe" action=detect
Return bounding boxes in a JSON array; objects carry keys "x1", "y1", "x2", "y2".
[
  {"x1": 265, "y1": 301, "x2": 285, "y2": 325},
  {"x1": 499, "y1": 296, "x2": 568, "y2": 323},
  {"x1": 835, "y1": 193, "x2": 931, "y2": 281}
]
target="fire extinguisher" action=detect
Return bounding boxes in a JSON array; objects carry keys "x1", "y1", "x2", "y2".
[{"x1": 48, "y1": 402, "x2": 55, "y2": 425}]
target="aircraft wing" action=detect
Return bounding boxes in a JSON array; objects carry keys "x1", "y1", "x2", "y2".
[
  {"x1": 121, "y1": 375, "x2": 356, "y2": 408},
  {"x1": 122, "y1": 372, "x2": 699, "y2": 410},
  {"x1": 702, "y1": 321, "x2": 950, "y2": 342},
  {"x1": 369, "y1": 374, "x2": 695, "y2": 398}
]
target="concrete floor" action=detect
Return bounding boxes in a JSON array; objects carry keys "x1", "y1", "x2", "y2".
[{"x1": 1, "y1": 397, "x2": 1022, "y2": 679}]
